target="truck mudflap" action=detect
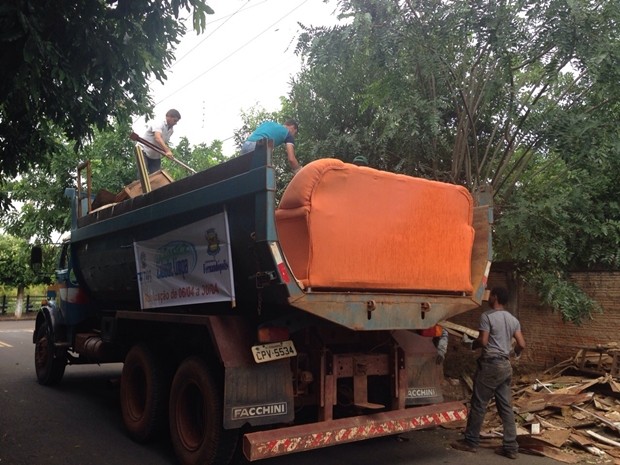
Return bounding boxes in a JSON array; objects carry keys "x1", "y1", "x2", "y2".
[{"x1": 242, "y1": 401, "x2": 467, "y2": 461}]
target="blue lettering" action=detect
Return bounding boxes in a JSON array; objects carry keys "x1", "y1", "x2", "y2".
[
  {"x1": 174, "y1": 259, "x2": 188, "y2": 277},
  {"x1": 203, "y1": 259, "x2": 229, "y2": 275},
  {"x1": 157, "y1": 262, "x2": 173, "y2": 278}
]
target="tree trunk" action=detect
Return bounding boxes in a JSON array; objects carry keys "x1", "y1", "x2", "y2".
[{"x1": 15, "y1": 286, "x2": 25, "y2": 318}]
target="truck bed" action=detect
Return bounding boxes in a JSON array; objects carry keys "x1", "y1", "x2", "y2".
[{"x1": 71, "y1": 149, "x2": 492, "y2": 330}]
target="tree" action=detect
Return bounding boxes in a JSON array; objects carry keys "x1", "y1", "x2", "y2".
[
  {"x1": 0, "y1": 234, "x2": 37, "y2": 317},
  {"x1": 0, "y1": 0, "x2": 214, "y2": 210},
  {"x1": 168, "y1": 137, "x2": 228, "y2": 179},
  {"x1": 2, "y1": 122, "x2": 138, "y2": 242},
  {"x1": 288, "y1": 0, "x2": 620, "y2": 321},
  {"x1": 293, "y1": 0, "x2": 620, "y2": 195},
  {"x1": 493, "y1": 90, "x2": 620, "y2": 322}
]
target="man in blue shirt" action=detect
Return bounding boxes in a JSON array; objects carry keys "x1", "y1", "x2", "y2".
[{"x1": 241, "y1": 119, "x2": 301, "y2": 173}]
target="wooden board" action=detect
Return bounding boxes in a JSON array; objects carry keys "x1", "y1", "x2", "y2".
[
  {"x1": 91, "y1": 189, "x2": 117, "y2": 210},
  {"x1": 115, "y1": 170, "x2": 174, "y2": 202},
  {"x1": 514, "y1": 392, "x2": 593, "y2": 413},
  {"x1": 439, "y1": 320, "x2": 479, "y2": 339}
]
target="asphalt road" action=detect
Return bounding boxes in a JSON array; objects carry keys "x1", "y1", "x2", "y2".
[{"x1": 0, "y1": 319, "x2": 572, "y2": 465}]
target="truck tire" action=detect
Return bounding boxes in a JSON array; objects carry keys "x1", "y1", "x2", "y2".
[
  {"x1": 34, "y1": 320, "x2": 66, "y2": 385},
  {"x1": 169, "y1": 356, "x2": 238, "y2": 465},
  {"x1": 120, "y1": 343, "x2": 170, "y2": 442}
]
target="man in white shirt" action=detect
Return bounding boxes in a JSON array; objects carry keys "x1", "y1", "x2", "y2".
[{"x1": 140, "y1": 109, "x2": 181, "y2": 174}]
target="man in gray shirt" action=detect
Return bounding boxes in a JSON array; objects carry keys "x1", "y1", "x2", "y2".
[{"x1": 452, "y1": 287, "x2": 526, "y2": 459}]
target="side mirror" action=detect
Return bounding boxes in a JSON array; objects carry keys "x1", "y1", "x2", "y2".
[{"x1": 30, "y1": 246, "x2": 43, "y2": 273}]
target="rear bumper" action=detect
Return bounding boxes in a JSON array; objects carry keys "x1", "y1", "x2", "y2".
[{"x1": 243, "y1": 401, "x2": 467, "y2": 461}]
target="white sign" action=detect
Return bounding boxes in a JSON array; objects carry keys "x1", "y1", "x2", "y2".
[{"x1": 134, "y1": 211, "x2": 235, "y2": 309}]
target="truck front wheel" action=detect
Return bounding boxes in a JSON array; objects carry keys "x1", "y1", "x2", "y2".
[
  {"x1": 169, "y1": 356, "x2": 238, "y2": 465},
  {"x1": 120, "y1": 343, "x2": 170, "y2": 442},
  {"x1": 34, "y1": 320, "x2": 66, "y2": 385}
]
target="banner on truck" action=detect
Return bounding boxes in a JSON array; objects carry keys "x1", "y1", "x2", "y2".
[{"x1": 134, "y1": 211, "x2": 235, "y2": 309}]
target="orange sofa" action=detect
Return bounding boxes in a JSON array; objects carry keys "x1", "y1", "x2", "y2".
[{"x1": 275, "y1": 159, "x2": 475, "y2": 293}]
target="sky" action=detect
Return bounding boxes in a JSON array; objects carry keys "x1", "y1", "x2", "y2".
[{"x1": 132, "y1": 0, "x2": 342, "y2": 155}]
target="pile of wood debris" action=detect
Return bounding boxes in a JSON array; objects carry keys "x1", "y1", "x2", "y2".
[{"x1": 444, "y1": 343, "x2": 620, "y2": 464}]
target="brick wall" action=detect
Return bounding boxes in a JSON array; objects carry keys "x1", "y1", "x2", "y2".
[{"x1": 444, "y1": 269, "x2": 620, "y2": 376}]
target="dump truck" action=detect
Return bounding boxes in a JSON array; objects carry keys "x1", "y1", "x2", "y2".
[{"x1": 32, "y1": 147, "x2": 493, "y2": 465}]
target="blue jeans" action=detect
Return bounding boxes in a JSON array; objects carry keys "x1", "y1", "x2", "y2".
[
  {"x1": 240, "y1": 141, "x2": 256, "y2": 155},
  {"x1": 144, "y1": 155, "x2": 161, "y2": 174},
  {"x1": 241, "y1": 139, "x2": 271, "y2": 156},
  {"x1": 464, "y1": 358, "x2": 518, "y2": 452}
]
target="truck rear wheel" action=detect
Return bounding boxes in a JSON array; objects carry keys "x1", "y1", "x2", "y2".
[
  {"x1": 120, "y1": 343, "x2": 170, "y2": 442},
  {"x1": 34, "y1": 320, "x2": 66, "y2": 385},
  {"x1": 169, "y1": 356, "x2": 238, "y2": 465}
]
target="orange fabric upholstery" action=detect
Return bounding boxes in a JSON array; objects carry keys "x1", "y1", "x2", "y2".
[{"x1": 275, "y1": 159, "x2": 475, "y2": 293}]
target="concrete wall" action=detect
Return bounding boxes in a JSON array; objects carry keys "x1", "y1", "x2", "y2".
[{"x1": 444, "y1": 269, "x2": 620, "y2": 376}]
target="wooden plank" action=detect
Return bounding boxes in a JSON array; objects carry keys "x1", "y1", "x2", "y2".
[
  {"x1": 461, "y1": 373, "x2": 474, "y2": 392},
  {"x1": 134, "y1": 144, "x2": 151, "y2": 193},
  {"x1": 572, "y1": 404, "x2": 620, "y2": 434},
  {"x1": 528, "y1": 429, "x2": 571, "y2": 448},
  {"x1": 585, "y1": 430, "x2": 620, "y2": 448},
  {"x1": 570, "y1": 432, "x2": 606, "y2": 457},
  {"x1": 115, "y1": 170, "x2": 174, "y2": 202},
  {"x1": 514, "y1": 392, "x2": 593, "y2": 413},
  {"x1": 553, "y1": 376, "x2": 604, "y2": 394},
  {"x1": 607, "y1": 448, "x2": 620, "y2": 459},
  {"x1": 543, "y1": 358, "x2": 575, "y2": 377},
  {"x1": 468, "y1": 205, "x2": 492, "y2": 306},
  {"x1": 91, "y1": 189, "x2": 117, "y2": 210},
  {"x1": 517, "y1": 436, "x2": 580, "y2": 463},
  {"x1": 439, "y1": 320, "x2": 479, "y2": 339}
]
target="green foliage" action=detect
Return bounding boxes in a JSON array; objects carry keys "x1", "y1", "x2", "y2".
[
  {"x1": 0, "y1": 0, "x2": 214, "y2": 209},
  {"x1": 291, "y1": 0, "x2": 620, "y2": 192},
  {"x1": 0, "y1": 284, "x2": 48, "y2": 299},
  {"x1": 523, "y1": 271, "x2": 601, "y2": 324},
  {"x1": 493, "y1": 107, "x2": 620, "y2": 322},
  {"x1": 83, "y1": 125, "x2": 140, "y2": 194},
  {"x1": 35, "y1": 243, "x2": 59, "y2": 286},
  {"x1": 169, "y1": 137, "x2": 228, "y2": 179},
  {"x1": 0, "y1": 239, "x2": 55, "y2": 311},
  {"x1": 0, "y1": 235, "x2": 35, "y2": 288},
  {"x1": 2, "y1": 122, "x2": 137, "y2": 242}
]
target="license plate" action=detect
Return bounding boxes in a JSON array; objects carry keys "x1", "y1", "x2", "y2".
[{"x1": 251, "y1": 340, "x2": 297, "y2": 363}]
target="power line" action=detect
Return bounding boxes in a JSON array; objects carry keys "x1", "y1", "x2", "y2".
[
  {"x1": 172, "y1": 0, "x2": 261, "y2": 68},
  {"x1": 155, "y1": 0, "x2": 309, "y2": 106}
]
